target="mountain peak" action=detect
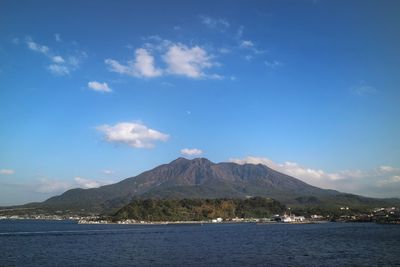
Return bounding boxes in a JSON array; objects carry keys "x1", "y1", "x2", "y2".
[
  {"x1": 170, "y1": 157, "x2": 214, "y2": 165},
  {"x1": 191, "y1": 157, "x2": 213, "y2": 164},
  {"x1": 170, "y1": 157, "x2": 190, "y2": 164}
]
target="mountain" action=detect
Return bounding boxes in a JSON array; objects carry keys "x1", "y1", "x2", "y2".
[{"x1": 31, "y1": 158, "x2": 400, "y2": 214}]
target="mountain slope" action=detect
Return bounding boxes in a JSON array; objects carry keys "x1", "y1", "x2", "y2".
[{"x1": 38, "y1": 157, "x2": 398, "y2": 213}]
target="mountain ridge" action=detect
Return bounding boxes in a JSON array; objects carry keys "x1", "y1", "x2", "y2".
[{"x1": 28, "y1": 157, "x2": 399, "y2": 214}]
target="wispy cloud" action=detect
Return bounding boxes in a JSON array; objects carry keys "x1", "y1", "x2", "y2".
[
  {"x1": 48, "y1": 64, "x2": 69, "y2": 76},
  {"x1": 350, "y1": 81, "x2": 377, "y2": 96},
  {"x1": 236, "y1": 26, "x2": 244, "y2": 40},
  {"x1": 0, "y1": 169, "x2": 15, "y2": 175},
  {"x1": 35, "y1": 178, "x2": 71, "y2": 193},
  {"x1": 265, "y1": 60, "x2": 283, "y2": 69},
  {"x1": 26, "y1": 38, "x2": 49, "y2": 55},
  {"x1": 239, "y1": 40, "x2": 265, "y2": 55},
  {"x1": 240, "y1": 40, "x2": 254, "y2": 48},
  {"x1": 97, "y1": 122, "x2": 169, "y2": 148},
  {"x1": 181, "y1": 148, "x2": 203, "y2": 156},
  {"x1": 24, "y1": 36, "x2": 86, "y2": 76},
  {"x1": 199, "y1": 15, "x2": 230, "y2": 30},
  {"x1": 35, "y1": 176, "x2": 113, "y2": 193},
  {"x1": 54, "y1": 33, "x2": 61, "y2": 42},
  {"x1": 52, "y1": 55, "x2": 65, "y2": 64},
  {"x1": 88, "y1": 81, "x2": 112, "y2": 93},
  {"x1": 377, "y1": 175, "x2": 400, "y2": 187}
]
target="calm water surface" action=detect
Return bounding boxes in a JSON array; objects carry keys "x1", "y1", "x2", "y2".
[{"x1": 0, "y1": 220, "x2": 399, "y2": 266}]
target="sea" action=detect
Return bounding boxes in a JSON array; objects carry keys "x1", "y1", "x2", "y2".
[{"x1": 0, "y1": 220, "x2": 399, "y2": 266}]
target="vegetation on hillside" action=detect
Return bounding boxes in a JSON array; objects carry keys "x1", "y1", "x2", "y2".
[{"x1": 113, "y1": 197, "x2": 286, "y2": 221}]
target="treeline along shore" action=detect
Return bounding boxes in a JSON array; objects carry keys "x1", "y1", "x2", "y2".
[{"x1": 112, "y1": 197, "x2": 285, "y2": 222}]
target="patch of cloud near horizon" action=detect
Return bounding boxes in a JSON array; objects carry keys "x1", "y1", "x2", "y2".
[
  {"x1": 181, "y1": 148, "x2": 203, "y2": 156},
  {"x1": 97, "y1": 122, "x2": 169, "y2": 148},
  {"x1": 74, "y1": 177, "x2": 103, "y2": 189},
  {"x1": 35, "y1": 177, "x2": 113, "y2": 194},
  {"x1": 105, "y1": 42, "x2": 220, "y2": 79},
  {"x1": 0, "y1": 169, "x2": 15, "y2": 175},
  {"x1": 88, "y1": 81, "x2": 112, "y2": 93},
  {"x1": 229, "y1": 156, "x2": 400, "y2": 198}
]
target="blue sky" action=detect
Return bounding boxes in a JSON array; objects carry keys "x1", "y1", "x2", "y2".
[{"x1": 1, "y1": 0, "x2": 400, "y2": 205}]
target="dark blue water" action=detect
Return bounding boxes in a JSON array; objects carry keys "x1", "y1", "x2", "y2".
[{"x1": 1, "y1": 220, "x2": 399, "y2": 266}]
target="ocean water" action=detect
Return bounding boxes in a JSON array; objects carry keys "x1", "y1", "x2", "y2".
[{"x1": 0, "y1": 220, "x2": 399, "y2": 266}]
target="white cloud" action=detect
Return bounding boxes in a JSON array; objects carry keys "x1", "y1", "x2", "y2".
[
  {"x1": 88, "y1": 81, "x2": 112, "y2": 93},
  {"x1": 107, "y1": 36, "x2": 227, "y2": 80},
  {"x1": 230, "y1": 156, "x2": 354, "y2": 183},
  {"x1": 106, "y1": 42, "x2": 220, "y2": 80},
  {"x1": 164, "y1": 43, "x2": 216, "y2": 78},
  {"x1": 105, "y1": 48, "x2": 162, "y2": 78},
  {"x1": 105, "y1": 59, "x2": 130, "y2": 74},
  {"x1": 240, "y1": 40, "x2": 254, "y2": 48},
  {"x1": 134, "y1": 48, "x2": 162, "y2": 77},
  {"x1": 52, "y1": 55, "x2": 65, "y2": 63},
  {"x1": 200, "y1": 15, "x2": 230, "y2": 29},
  {"x1": 181, "y1": 148, "x2": 203, "y2": 156},
  {"x1": 48, "y1": 64, "x2": 69, "y2": 76},
  {"x1": 26, "y1": 38, "x2": 49, "y2": 55},
  {"x1": 239, "y1": 40, "x2": 265, "y2": 55},
  {"x1": 0, "y1": 169, "x2": 15, "y2": 175},
  {"x1": 74, "y1": 177, "x2": 101, "y2": 189},
  {"x1": 97, "y1": 122, "x2": 169, "y2": 148}
]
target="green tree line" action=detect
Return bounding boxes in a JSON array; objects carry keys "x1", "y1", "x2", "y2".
[{"x1": 113, "y1": 197, "x2": 285, "y2": 221}]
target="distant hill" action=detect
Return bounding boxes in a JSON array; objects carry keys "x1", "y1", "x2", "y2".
[{"x1": 17, "y1": 158, "x2": 400, "y2": 214}]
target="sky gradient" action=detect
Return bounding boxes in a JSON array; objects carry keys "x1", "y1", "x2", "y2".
[{"x1": 1, "y1": 0, "x2": 400, "y2": 205}]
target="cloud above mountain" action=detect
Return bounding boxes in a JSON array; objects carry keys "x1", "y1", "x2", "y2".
[{"x1": 97, "y1": 122, "x2": 169, "y2": 148}]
